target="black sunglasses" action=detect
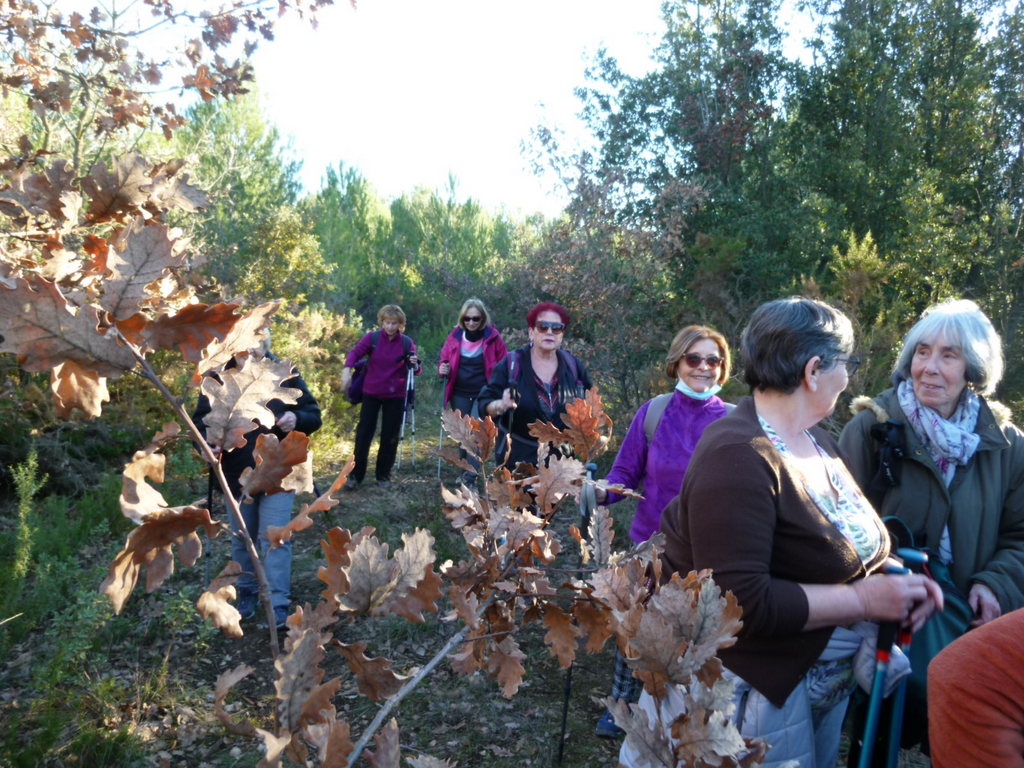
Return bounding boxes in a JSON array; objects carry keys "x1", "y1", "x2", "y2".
[
  {"x1": 462, "y1": 315, "x2": 483, "y2": 323},
  {"x1": 682, "y1": 353, "x2": 723, "y2": 369},
  {"x1": 535, "y1": 321, "x2": 565, "y2": 333}
]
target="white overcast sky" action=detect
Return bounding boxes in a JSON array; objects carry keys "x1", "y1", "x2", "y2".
[{"x1": 250, "y1": 0, "x2": 666, "y2": 217}]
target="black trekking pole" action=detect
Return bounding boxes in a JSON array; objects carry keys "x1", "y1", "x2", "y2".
[
  {"x1": 204, "y1": 466, "x2": 214, "y2": 588},
  {"x1": 436, "y1": 374, "x2": 447, "y2": 481},
  {"x1": 556, "y1": 461, "x2": 598, "y2": 765}
]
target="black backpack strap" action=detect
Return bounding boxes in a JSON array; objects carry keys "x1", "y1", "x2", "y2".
[
  {"x1": 556, "y1": 349, "x2": 584, "y2": 400},
  {"x1": 866, "y1": 416, "x2": 906, "y2": 508}
]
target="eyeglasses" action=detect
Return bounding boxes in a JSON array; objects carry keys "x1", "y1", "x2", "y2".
[
  {"x1": 462, "y1": 315, "x2": 483, "y2": 323},
  {"x1": 836, "y1": 356, "x2": 862, "y2": 375},
  {"x1": 682, "y1": 353, "x2": 723, "y2": 369},
  {"x1": 535, "y1": 321, "x2": 565, "y2": 334}
]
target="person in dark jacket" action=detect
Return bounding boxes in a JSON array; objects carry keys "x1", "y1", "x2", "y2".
[
  {"x1": 192, "y1": 338, "x2": 322, "y2": 628},
  {"x1": 340, "y1": 304, "x2": 420, "y2": 489},
  {"x1": 476, "y1": 301, "x2": 592, "y2": 470},
  {"x1": 437, "y1": 297, "x2": 507, "y2": 483}
]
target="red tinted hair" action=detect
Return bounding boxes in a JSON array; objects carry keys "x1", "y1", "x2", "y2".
[{"x1": 526, "y1": 302, "x2": 570, "y2": 328}]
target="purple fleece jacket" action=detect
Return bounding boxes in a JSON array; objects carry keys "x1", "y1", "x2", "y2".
[
  {"x1": 605, "y1": 390, "x2": 728, "y2": 543},
  {"x1": 345, "y1": 331, "x2": 420, "y2": 399}
]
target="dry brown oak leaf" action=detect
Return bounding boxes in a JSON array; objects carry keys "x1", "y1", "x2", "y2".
[
  {"x1": 200, "y1": 355, "x2": 301, "y2": 451},
  {"x1": 364, "y1": 718, "x2": 401, "y2": 768},
  {"x1": 0, "y1": 159, "x2": 80, "y2": 229},
  {"x1": 440, "y1": 408, "x2": 499, "y2": 464},
  {"x1": 486, "y1": 635, "x2": 528, "y2": 698},
  {"x1": 274, "y1": 628, "x2": 341, "y2": 733},
  {"x1": 141, "y1": 301, "x2": 241, "y2": 361},
  {"x1": 100, "y1": 218, "x2": 184, "y2": 321},
  {"x1": 626, "y1": 571, "x2": 742, "y2": 697},
  {"x1": 0, "y1": 272, "x2": 136, "y2": 377},
  {"x1": 267, "y1": 459, "x2": 355, "y2": 548},
  {"x1": 51, "y1": 359, "x2": 109, "y2": 418},
  {"x1": 214, "y1": 664, "x2": 257, "y2": 737},
  {"x1": 120, "y1": 422, "x2": 183, "y2": 523},
  {"x1": 196, "y1": 561, "x2": 244, "y2": 638},
  {"x1": 192, "y1": 300, "x2": 280, "y2": 383},
  {"x1": 561, "y1": 387, "x2": 613, "y2": 462},
  {"x1": 334, "y1": 640, "x2": 409, "y2": 701},
  {"x1": 332, "y1": 528, "x2": 442, "y2": 623},
  {"x1": 303, "y1": 719, "x2": 354, "y2": 768},
  {"x1": 80, "y1": 153, "x2": 206, "y2": 224},
  {"x1": 101, "y1": 505, "x2": 219, "y2": 614},
  {"x1": 542, "y1": 604, "x2": 584, "y2": 668},
  {"x1": 238, "y1": 430, "x2": 310, "y2": 500},
  {"x1": 529, "y1": 453, "x2": 584, "y2": 518}
]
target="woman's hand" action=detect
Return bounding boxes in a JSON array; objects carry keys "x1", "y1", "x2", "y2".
[
  {"x1": 852, "y1": 573, "x2": 944, "y2": 632},
  {"x1": 439, "y1": 362, "x2": 450, "y2": 376},
  {"x1": 275, "y1": 412, "x2": 297, "y2": 432},
  {"x1": 968, "y1": 582, "x2": 1001, "y2": 627},
  {"x1": 489, "y1": 388, "x2": 518, "y2": 417},
  {"x1": 408, "y1": 353, "x2": 419, "y2": 367}
]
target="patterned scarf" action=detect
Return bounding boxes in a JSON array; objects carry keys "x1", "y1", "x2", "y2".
[{"x1": 896, "y1": 379, "x2": 981, "y2": 487}]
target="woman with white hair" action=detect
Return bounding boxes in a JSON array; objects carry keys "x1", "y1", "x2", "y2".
[{"x1": 839, "y1": 298, "x2": 1024, "y2": 761}]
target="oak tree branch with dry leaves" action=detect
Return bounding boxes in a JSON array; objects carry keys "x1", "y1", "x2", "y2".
[{"x1": 0, "y1": 1, "x2": 768, "y2": 765}]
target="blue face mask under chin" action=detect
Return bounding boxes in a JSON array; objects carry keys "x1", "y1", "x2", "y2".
[{"x1": 676, "y1": 379, "x2": 722, "y2": 400}]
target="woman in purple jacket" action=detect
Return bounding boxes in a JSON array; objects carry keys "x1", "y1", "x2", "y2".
[
  {"x1": 341, "y1": 304, "x2": 420, "y2": 489},
  {"x1": 437, "y1": 298, "x2": 507, "y2": 483},
  {"x1": 594, "y1": 324, "x2": 733, "y2": 737}
]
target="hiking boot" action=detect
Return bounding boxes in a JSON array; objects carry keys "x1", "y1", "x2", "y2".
[
  {"x1": 595, "y1": 709, "x2": 624, "y2": 738},
  {"x1": 236, "y1": 593, "x2": 257, "y2": 620},
  {"x1": 377, "y1": 480, "x2": 391, "y2": 488},
  {"x1": 274, "y1": 608, "x2": 289, "y2": 630},
  {"x1": 344, "y1": 479, "x2": 360, "y2": 492}
]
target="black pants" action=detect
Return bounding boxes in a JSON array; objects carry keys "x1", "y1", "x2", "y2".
[{"x1": 353, "y1": 395, "x2": 405, "y2": 482}]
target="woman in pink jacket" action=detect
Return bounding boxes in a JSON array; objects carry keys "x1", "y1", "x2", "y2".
[{"x1": 437, "y1": 298, "x2": 507, "y2": 483}]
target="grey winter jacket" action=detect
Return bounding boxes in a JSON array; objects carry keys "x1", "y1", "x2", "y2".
[{"x1": 839, "y1": 388, "x2": 1024, "y2": 613}]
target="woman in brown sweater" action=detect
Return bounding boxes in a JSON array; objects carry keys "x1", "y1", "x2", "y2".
[{"x1": 620, "y1": 297, "x2": 942, "y2": 768}]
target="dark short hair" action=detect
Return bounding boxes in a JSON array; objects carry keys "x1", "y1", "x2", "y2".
[
  {"x1": 526, "y1": 302, "x2": 570, "y2": 328},
  {"x1": 665, "y1": 325, "x2": 731, "y2": 387},
  {"x1": 893, "y1": 299, "x2": 1003, "y2": 396},
  {"x1": 741, "y1": 297, "x2": 854, "y2": 394}
]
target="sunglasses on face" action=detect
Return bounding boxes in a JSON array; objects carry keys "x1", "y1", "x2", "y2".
[
  {"x1": 682, "y1": 353, "x2": 723, "y2": 369},
  {"x1": 535, "y1": 321, "x2": 565, "y2": 334},
  {"x1": 462, "y1": 315, "x2": 483, "y2": 323}
]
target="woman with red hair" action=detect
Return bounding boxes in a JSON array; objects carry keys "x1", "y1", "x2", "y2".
[{"x1": 477, "y1": 302, "x2": 592, "y2": 470}]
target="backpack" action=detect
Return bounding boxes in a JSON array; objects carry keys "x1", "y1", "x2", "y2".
[
  {"x1": 347, "y1": 330, "x2": 412, "y2": 405},
  {"x1": 642, "y1": 393, "x2": 734, "y2": 442}
]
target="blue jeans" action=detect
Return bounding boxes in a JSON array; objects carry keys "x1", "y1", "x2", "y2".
[{"x1": 232, "y1": 490, "x2": 295, "y2": 617}]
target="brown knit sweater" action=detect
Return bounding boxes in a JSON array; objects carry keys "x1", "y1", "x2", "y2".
[{"x1": 660, "y1": 396, "x2": 890, "y2": 707}]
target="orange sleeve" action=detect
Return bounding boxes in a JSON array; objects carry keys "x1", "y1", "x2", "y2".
[{"x1": 929, "y1": 608, "x2": 1024, "y2": 768}]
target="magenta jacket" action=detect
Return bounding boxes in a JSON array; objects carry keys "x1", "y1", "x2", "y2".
[
  {"x1": 437, "y1": 324, "x2": 507, "y2": 406},
  {"x1": 605, "y1": 390, "x2": 729, "y2": 543},
  {"x1": 345, "y1": 331, "x2": 420, "y2": 400}
]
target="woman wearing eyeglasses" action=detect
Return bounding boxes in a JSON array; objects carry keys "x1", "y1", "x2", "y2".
[
  {"x1": 619, "y1": 297, "x2": 941, "y2": 768},
  {"x1": 438, "y1": 298, "x2": 508, "y2": 482},
  {"x1": 593, "y1": 325, "x2": 732, "y2": 737},
  {"x1": 477, "y1": 301, "x2": 592, "y2": 470}
]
